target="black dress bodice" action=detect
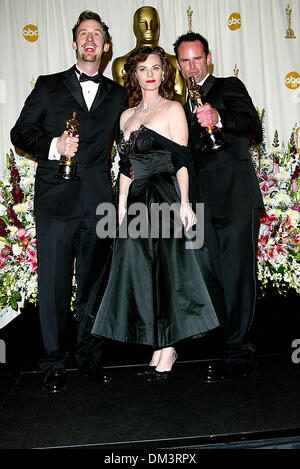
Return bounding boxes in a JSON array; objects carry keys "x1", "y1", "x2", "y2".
[{"x1": 118, "y1": 125, "x2": 198, "y2": 205}]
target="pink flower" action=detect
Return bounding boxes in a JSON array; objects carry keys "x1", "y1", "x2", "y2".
[
  {"x1": 1, "y1": 245, "x2": 11, "y2": 256},
  {"x1": 0, "y1": 254, "x2": 6, "y2": 268},
  {"x1": 260, "y1": 181, "x2": 269, "y2": 193},
  {"x1": 275, "y1": 242, "x2": 286, "y2": 253},
  {"x1": 25, "y1": 245, "x2": 37, "y2": 273},
  {"x1": 256, "y1": 246, "x2": 263, "y2": 260},
  {"x1": 259, "y1": 176, "x2": 277, "y2": 197},
  {"x1": 266, "y1": 247, "x2": 275, "y2": 259},
  {"x1": 16, "y1": 252, "x2": 26, "y2": 262},
  {"x1": 291, "y1": 203, "x2": 300, "y2": 212},
  {"x1": 15, "y1": 228, "x2": 27, "y2": 238},
  {"x1": 259, "y1": 233, "x2": 270, "y2": 245},
  {"x1": 260, "y1": 212, "x2": 279, "y2": 231},
  {"x1": 16, "y1": 228, "x2": 30, "y2": 247},
  {"x1": 292, "y1": 180, "x2": 298, "y2": 193}
]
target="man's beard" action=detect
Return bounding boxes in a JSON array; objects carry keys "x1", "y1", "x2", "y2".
[{"x1": 81, "y1": 54, "x2": 97, "y2": 63}]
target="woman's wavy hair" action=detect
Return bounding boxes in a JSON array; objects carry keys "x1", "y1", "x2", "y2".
[{"x1": 123, "y1": 46, "x2": 175, "y2": 107}]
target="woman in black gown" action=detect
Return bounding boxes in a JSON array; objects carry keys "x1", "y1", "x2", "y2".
[{"x1": 91, "y1": 47, "x2": 219, "y2": 380}]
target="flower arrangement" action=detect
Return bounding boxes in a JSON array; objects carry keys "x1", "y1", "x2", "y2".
[
  {"x1": 250, "y1": 110, "x2": 300, "y2": 295},
  {"x1": 0, "y1": 150, "x2": 38, "y2": 327}
]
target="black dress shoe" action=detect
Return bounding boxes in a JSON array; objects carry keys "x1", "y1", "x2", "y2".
[
  {"x1": 95, "y1": 370, "x2": 112, "y2": 383},
  {"x1": 137, "y1": 365, "x2": 156, "y2": 376},
  {"x1": 43, "y1": 369, "x2": 66, "y2": 393},
  {"x1": 204, "y1": 361, "x2": 257, "y2": 383},
  {"x1": 146, "y1": 351, "x2": 178, "y2": 381},
  {"x1": 147, "y1": 370, "x2": 172, "y2": 382},
  {"x1": 79, "y1": 361, "x2": 112, "y2": 383}
]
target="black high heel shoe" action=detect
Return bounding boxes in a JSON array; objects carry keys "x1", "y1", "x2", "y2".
[
  {"x1": 147, "y1": 369, "x2": 172, "y2": 382},
  {"x1": 137, "y1": 365, "x2": 156, "y2": 376},
  {"x1": 146, "y1": 351, "x2": 178, "y2": 382}
]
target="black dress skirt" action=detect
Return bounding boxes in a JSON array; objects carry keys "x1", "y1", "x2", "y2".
[{"x1": 91, "y1": 125, "x2": 220, "y2": 347}]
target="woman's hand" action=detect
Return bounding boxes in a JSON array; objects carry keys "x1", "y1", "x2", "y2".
[{"x1": 180, "y1": 201, "x2": 197, "y2": 232}]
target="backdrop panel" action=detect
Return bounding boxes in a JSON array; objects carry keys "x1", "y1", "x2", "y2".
[{"x1": 0, "y1": 0, "x2": 299, "y2": 166}]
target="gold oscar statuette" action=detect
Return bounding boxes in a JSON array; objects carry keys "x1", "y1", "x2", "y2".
[
  {"x1": 55, "y1": 112, "x2": 80, "y2": 181},
  {"x1": 187, "y1": 6, "x2": 193, "y2": 32},
  {"x1": 187, "y1": 76, "x2": 230, "y2": 155},
  {"x1": 285, "y1": 4, "x2": 296, "y2": 38}
]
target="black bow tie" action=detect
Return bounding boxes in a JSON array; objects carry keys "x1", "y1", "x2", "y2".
[{"x1": 76, "y1": 69, "x2": 101, "y2": 84}]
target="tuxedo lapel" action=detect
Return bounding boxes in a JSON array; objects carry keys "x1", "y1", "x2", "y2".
[
  {"x1": 62, "y1": 66, "x2": 88, "y2": 111},
  {"x1": 90, "y1": 76, "x2": 112, "y2": 112},
  {"x1": 201, "y1": 75, "x2": 217, "y2": 98},
  {"x1": 184, "y1": 100, "x2": 197, "y2": 126}
]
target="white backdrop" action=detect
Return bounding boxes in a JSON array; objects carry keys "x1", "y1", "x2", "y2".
[{"x1": 0, "y1": 0, "x2": 299, "y2": 169}]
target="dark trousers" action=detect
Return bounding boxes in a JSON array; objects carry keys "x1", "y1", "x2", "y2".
[
  {"x1": 35, "y1": 215, "x2": 109, "y2": 373},
  {"x1": 204, "y1": 206, "x2": 260, "y2": 366}
]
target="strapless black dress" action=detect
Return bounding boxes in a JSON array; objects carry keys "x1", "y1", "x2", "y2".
[{"x1": 91, "y1": 126, "x2": 219, "y2": 347}]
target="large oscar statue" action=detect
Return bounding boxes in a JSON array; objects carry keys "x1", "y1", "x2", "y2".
[{"x1": 112, "y1": 6, "x2": 185, "y2": 105}]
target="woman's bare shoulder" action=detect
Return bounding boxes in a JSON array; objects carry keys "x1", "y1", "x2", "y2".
[{"x1": 120, "y1": 107, "x2": 136, "y2": 127}]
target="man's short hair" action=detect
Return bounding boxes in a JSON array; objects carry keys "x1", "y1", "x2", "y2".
[
  {"x1": 173, "y1": 32, "x2": 209, "y2": 59},
  {"x1": 72, "y1": 10, "x2": 110, "y2": 44}
]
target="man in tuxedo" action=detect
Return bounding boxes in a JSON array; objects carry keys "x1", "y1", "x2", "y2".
[
  {"x1": 11, "y1": 11, "x2": 128, "y2": 393},
  {"x1": 174, "y1": 32, "x2": 264, "y2": 382}
]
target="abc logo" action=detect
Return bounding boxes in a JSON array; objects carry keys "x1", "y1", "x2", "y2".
[
  {"x1": 285, "y1": 71, "x2": 300, "y2": 89},
  {"x1": 228, "y1": 13, "x2": 241, "y2": 30},
  {"x1": 23, "y1": 24, "x2": 38, "y2": 42}
]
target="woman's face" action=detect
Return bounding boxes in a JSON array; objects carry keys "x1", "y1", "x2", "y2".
[{"x1": 135, "y1": 54, "x2": 163, "y2": 92}]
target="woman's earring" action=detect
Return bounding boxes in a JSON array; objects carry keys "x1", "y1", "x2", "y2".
[{"x1": 161, "y1": 72, "x2": 165, "y2": 81}]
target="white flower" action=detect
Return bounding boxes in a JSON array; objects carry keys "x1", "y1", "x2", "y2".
[
  {"x1": 3, "y1": 179, "x2": 11, "y2": 188},
  {"x1": 20, "y1": 176, "x2": 35, "y2": 188},
  {"x1": 259, "y1": 158, "x2": 273, "y2": 165},
  {"x1": 25, "y1": 166, "x2": 36, "y2": 178},
  {"x1": 16, "y1": 157, "x2": 34, "y2": 168},
  {"x1": 14, "y1": 203, "x2": 28, "y2": 214},
  {"x1": 274, "y1": 172, "x2": 290, "y2": 181},
  {"x1": 273, "y1": 193, "x2": 292, "y2": 206},
  {"x1": 0, "y1": 204, "x2": 6, "y2": 216},
  {"x1": 12, "y1": 244, "x2": 23, "y2": 256},
  {"x1": 288, "y1": 209, "x2": 300, "y2": 224},
  {"x1": 263, "y1": 197, "x2": 277, "y2": 207},
  {"x1": 269, "y1": 208, "x2": 282, "y2": 217},
  {"x1": 7, "y1": 226, "x2": 19, "y2": 235},
  {"x1": 268, "y1": 147, "x2": 284, "y2": 155},
  {"x1": 27, "y1": 226, "x2": 36, "y2": 237}
]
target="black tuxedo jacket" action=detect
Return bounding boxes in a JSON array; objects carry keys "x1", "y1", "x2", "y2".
[
  {"x1": 11, "y1": 66, "x2": 128, "y2": 220},
  {"x1": 184, "y1": 75, "x2": 264, "y2": 217}
]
